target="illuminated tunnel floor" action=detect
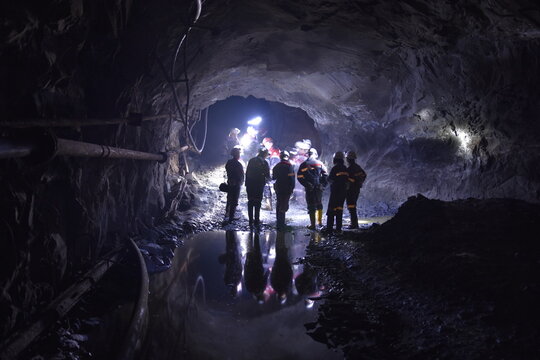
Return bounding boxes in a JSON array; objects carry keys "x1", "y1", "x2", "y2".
[{"x1": 141, "y1": 230, "x2": 343, "y2": 359}]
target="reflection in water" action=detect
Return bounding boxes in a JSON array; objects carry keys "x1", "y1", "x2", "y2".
[
  {"x1": 142, "y1": 230, "x2": 340, "y2": 359},
  {"x1": 244, "y1": 232, "x2": 269, "y2": 303},
  {"x1": 218, "y1": 231, "x2": 242, "y2": 297},
  {"x1": 270, "y1": 231, "x2": 293, "y2": 304}
]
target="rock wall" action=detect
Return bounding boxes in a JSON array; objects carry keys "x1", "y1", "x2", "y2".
[
  {"x1": 1, "y1": 0, "x2": 540, "y2": 339},
  {"x1": 170, "y1": 0, "x2": 540, "y2": 209},
  {"x1": 0, "y1": 0, "x2": 186, "y2": 337}
]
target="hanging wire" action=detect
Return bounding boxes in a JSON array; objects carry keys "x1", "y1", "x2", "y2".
[
  {"x1": 188, "y1": 107, "x2": 208, "y2": 153},
  {"x1": 164, "y1": 0, "x2": 208, "y2": 154}
]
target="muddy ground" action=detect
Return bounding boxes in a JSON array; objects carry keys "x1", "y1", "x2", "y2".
[
  {"x1": 174, "y1": 170, "x2": 540, "y2": 359},
  {"x1": 20, "y1": 168, "x2": 540, "y2": 359},
  {"x1": 306, "y1": 195, "x2": 540, "y2": 360}
]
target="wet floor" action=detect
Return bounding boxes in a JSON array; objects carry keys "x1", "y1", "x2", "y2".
[{"x1": 141, "y1": 230, "x2": 342, "y2": 360}]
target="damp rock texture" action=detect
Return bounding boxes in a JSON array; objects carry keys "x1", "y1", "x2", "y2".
[
  {"x1": 307, "y1": 195, "x2": 540, "y2": 359},
  {"x1": 1, "y1": 0, "x2": 540, "y2": 346}
]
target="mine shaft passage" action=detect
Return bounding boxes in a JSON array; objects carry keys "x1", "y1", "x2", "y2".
[
  {"x1": 198, "y1": 96, "x2": 321, "y2": 166},
  {"x1": 142, "y1": 230, "x2": 340, "y2": 359}
]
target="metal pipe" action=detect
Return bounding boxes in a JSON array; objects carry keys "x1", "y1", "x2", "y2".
[
  {"x1": 0, "y1": 136, "x2": 167, "y2": 163},
  {"x1": 0, "y1": 114, "x2": 170, "y2": 128},
  {"x1": 117, "y1": 239, "x2": 149, "y2": 360},
  {"x1": 0, "y1": 139, "x2": 34, "y2": 159},
  {"x1": 56, "y1": 138, "x2": 167, "y2": 162}
]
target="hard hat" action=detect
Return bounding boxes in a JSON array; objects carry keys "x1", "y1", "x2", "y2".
[
  {"x1": 230, "y1": 146, "x2": 241, "y2": 156},
  {"x1": 308, "y1": 148, "x2": 318, "y2": 157},
  {"x1": 230, "y1": 128, "x2": 240, "y2": 135},
  {"x1": 295, "y1": 141, "x2": 310, "y2": 150},
  {"x1": 262, "y1": 137, "x2": 273, "y2": 144},
  {"x1": 280, "y1": 150, "x2": 290, "y2": 160},
  {"x1": 333, "y1": 151, "x2": 345, "y2": 160},
  {"x1": 346, "y1": 151, "x2": 357, "y2": 160}
]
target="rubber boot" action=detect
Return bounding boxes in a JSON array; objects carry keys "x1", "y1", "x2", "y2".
[
  {"x1": 277, "y1": 212, "x2": 285, "y2": 229},
  {"x1": 336, "y1": 210, "x2": 343, "y2": 233},
  {"x1": 325, "y1": 212, "x2": 334, "y2": 233},
  {"x1": 316, "y1": 209, "x2": 323, "y2": 227},
  {"x1": 229, "y1": 205, "x2": 237, "y2": 223},
  {"x1": 254, "y1": 204, "x2": 261, "y2": 226},
  {"x1": 225, "y1": 203, "x2": 230, "y2": 220},
  {"x1": 248, "y1": 203, "x2": 254, "y2": 227},
  {"x1": 349, "y1": 209, "x2": 359, "y2": 229},
  {"x1": 308, "y1": 211, "x2": 316, "y2": 230}
]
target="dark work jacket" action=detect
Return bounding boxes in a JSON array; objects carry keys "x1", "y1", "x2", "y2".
[
  {"x1": 226, "y1": 158, "x2": 244, "y2": 186},
  {"x1": 246, "y1": 155, "x2": 270, "y2": 187},
  {"x1": 347, "y1": 162, "x2": 367, "y2": 189},
  {"x1": 272, "y1": 160, "x2": 295, "y2": 194},
  {"x1": 328, "y1": 163, "x2": 349, "y2": 190},
  {"x1": 297, "y1": 158, "x2": 327, "y2": 190}
]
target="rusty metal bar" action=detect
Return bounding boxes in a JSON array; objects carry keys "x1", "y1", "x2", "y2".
[
  {"x1": 0, "y1": 114, "x2": 171, "y2": 128},
  {"x1": 56, "y1": 138, "x2": 167, "y2": 162}
]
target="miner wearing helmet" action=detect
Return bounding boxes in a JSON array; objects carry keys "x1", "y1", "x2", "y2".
[
  {"x1": 325, "y1": 151, "x2": 349, "y2": 233},
  {"x1": 225, "y1": 128, "x2": 241, "y2": 159},
  {"x1": 262, "y1": 137, "x2": 281, "y2": 168},
  {"x1": 224, "y1": 146, "x2": 244, "y2": 223},
  {"x1": 297, "y1": 147, "x2": 328, "y2": 229},
  {"x1": 272, "y1": 150, "x2": 296, "y2": 229},
  {"x1": 346, "y1": 150, "x2": 367, "y2": 228},
  {"x1": 245, "y1": 148, "x2": 271, "y2": 227}
]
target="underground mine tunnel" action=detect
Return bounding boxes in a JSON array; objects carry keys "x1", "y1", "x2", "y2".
[{"x1": 1, "y1": 0, "x2": 540, "y2": 359}]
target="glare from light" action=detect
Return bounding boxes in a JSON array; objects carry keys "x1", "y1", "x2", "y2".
[
  {"x1": 237, "y1": 282, "x2": 242, "y2": 294},
  {"x1": 247, "y1": 116, "x2": 262, "y2": 126},
  {"x1": 246, "y1": 126, "x2": 258, "y2": 136},
  {"x1": 455, "y1": 128, "x2": 471, "y2": 151}
]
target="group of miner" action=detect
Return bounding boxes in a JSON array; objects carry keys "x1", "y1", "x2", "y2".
[{"x1": 224, "y1": 141, "x2": 367, "y2": 233}]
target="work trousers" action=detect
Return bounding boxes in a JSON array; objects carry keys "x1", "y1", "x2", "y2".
[
  {"x1": 346, "y1": 186, "x2": 360, "y2": 219},
  {"x1": 246, "y1": 183, "x2": 265, "y2": 207},
  {"x1": 275, "y1": 190, "x2": 292, "y2": 214},
  {"x1": 305, "y1": 187, "x2": 323, "y2": 213},
  {"x1": 327, "y1": 188, "x2": 347, "y2": 231},
  {"x1": 226, "y1": 185, "x2": 241, "y2": 220}
]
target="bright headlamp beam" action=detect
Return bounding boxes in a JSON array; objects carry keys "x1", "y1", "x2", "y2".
[{"x1": 247, "y1": 116, "x2": 262, "y2": 126}]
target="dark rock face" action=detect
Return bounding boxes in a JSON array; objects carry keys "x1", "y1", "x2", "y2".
[
  {"x1": 1, "y1": 0, "x2": 539, "y2": 344},
  {"x1": 308, "y1": 195, "x2": 540, "y2": 359}
]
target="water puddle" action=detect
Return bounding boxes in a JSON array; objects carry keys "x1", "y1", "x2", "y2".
[{"x1": 142, "y1": 230, "x2": 341, "y2": 359}]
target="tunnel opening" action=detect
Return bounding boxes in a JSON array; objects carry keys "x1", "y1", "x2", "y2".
[
  {"x1": 196, "y1": 96, "x2": 321, "y2": 167},
  {"x1": 2, "y1": 0, "x2": 540, "y2": 359}
]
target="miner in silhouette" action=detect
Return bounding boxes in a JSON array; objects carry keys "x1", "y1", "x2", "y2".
[
  {"x1": 225, "y1": 146, "x2": 244, "y2": 223},
  {"x1": 325, "y1": 151, "x2": 349, "y2": 233},
  {"x1": 218, "y1": 231, "x2": 243, "y2": 297},
  {"x1": 225, "y1": 128, "x2": 241, "y2": 158},
  {"x1": 272, "y1": 150, "x2": 295, "y2": 229},
  {"x1": 270, "y1": 231, "x2": 293, "y2": 304},
  {"x1": 345, "y1": 151, "x2": 367, "y2": 229},
  {"x1": 245, "y1": 148, "x2": 270, "y2": 227},
  {"x1": 244, "y1": 231, "x2": 269, "y2": 303},
  {"x1": 297, "y1": 148, "x2": 327, "y2": 229}
]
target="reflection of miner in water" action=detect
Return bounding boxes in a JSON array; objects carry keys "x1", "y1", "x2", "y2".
[
  {"x1": 295, "y1": 261, "x2": 320, "y2": 308},
  {"x1": 270, "y1": 232, "x2": 293, "y2": 304},
  {"x1": 244, "y1": 231, "x2": 269, "y2": 303},
  {"x1": 218, "y1": 231, "x2": 242, "y2": 296},
  {"x1": 295, "y1": 232, "x2": 321, "y2": 307}
]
